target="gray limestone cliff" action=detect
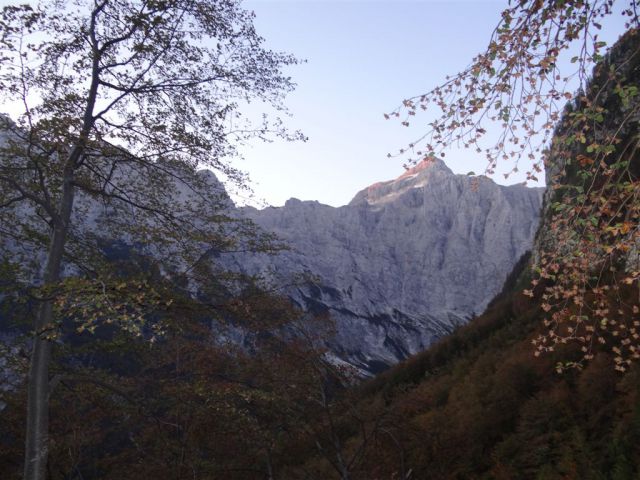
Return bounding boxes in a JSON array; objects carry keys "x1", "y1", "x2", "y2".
[
  {"x1": 228, "y1": 159, "x2": 544, "y2": 374},
  {"x1": 0, "y1": 112, "x2": 544, "y2": 375}
]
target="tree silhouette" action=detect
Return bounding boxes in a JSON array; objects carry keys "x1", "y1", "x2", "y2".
[{"x1": 0, "y1": 1, "x2": 301, "y2": 478}]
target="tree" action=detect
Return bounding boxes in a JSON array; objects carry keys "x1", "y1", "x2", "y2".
[
  {"x1": 0, "y1": 1, "x2": 301, "y2": 478},
  {"x1": 388, "y1": 0, "x2": 640, "y2": 370},
  {"x1": 0, "y1": 275, "x2": 335, "y2": 479}
]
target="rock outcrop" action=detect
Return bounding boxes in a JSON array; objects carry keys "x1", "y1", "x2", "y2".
[{"x1": 229, "y1": 158, "x2": 544, "y2": 374}]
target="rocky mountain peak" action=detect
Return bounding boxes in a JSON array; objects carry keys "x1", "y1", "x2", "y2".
[
  {"x1": 349, "y1": 157, "x2": 453, "y2": 207},
  {"x1": 398, "y1": 157, "x2": 452, "y2": 178}
]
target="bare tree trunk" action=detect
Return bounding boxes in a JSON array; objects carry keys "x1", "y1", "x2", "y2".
[
  {"x1": 23, "y1": 326, "x2": 52, "y2": 480},
  {"x1": 23, "y1": 167, "x2": 76, "y2": 480}
]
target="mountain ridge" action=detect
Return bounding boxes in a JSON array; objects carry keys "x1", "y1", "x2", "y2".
[
  {"x1": 0, "y1": 112, "x2": 545, "y2": 375},
  {"x1": 228, "y1": 157, "x2": 544, "y2": 374}
]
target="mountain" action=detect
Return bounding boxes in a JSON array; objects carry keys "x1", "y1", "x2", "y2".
[
  {"x1": 229, "y1": 158, "x2": 543, "y2": 374},
  {"x1": 0, "y1": 114, "x2": 543, "y2": 376}
]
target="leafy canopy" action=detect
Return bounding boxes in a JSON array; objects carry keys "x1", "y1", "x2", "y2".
[{"x1": 389, "y1": 1, "x2": 640, "y2": 369}]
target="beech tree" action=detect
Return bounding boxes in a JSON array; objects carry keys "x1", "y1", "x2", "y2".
[
  {"x1": 388, "y1": 1, "x2": 640, "y2": 370},
  {"x1": 0, "y1": 1, "x2": 301, "y2": 478}
]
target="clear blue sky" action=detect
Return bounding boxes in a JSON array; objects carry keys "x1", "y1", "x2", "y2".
[
  {"x1": 238, "y1": 0, "x2": 512, "y2": 206},
  {"x1": 235, "y1": 0, "x2": 630, "y2": 207}
]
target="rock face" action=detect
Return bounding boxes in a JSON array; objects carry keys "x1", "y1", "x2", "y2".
[
  {"x1": 230, "y1": 159, "x2": 544, "y2": 374},
  {"x1": 0, "y1": 112, "x2": 543, "y2": 375}
]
